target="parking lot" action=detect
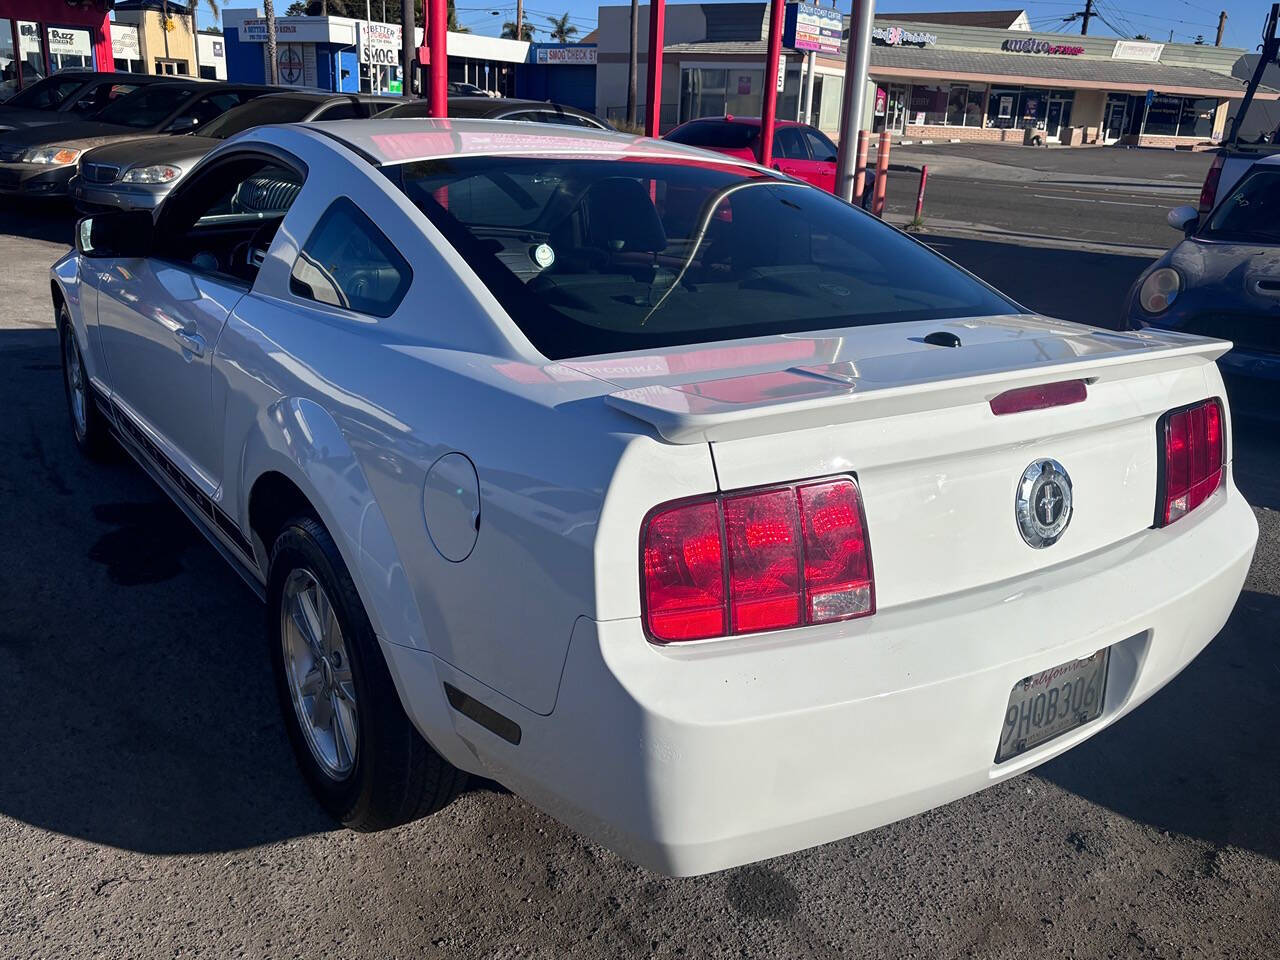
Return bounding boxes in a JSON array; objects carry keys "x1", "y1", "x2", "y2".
[{"x1": 2, "y1": 200, "x2": 1279, "y2": 959}]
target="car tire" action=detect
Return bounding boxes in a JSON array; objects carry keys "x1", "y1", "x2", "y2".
[
  {"x1": 267, "y1": 516, "x2": 466, "y2": 830},
  {"x1": 58, "y1": 304, "x2": 113, "y2": 461}
]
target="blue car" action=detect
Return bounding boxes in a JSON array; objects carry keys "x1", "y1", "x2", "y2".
[{"x1": 1126, "y1": 155, "x2": 1280, "y2": 418}]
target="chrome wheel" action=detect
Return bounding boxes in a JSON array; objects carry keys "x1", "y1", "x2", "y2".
[
  {"x1": 280, "y1": 568, "x2": 358, "y2": 780},
  {"x1": 63, "y1": 328, "x2": 87, "y2": 440}
]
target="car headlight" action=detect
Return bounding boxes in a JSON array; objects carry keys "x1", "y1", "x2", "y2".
[
  {"x1": 120, "y1": 164, "x2": 183, "y2": 184},
  {"x1": 23, "y1": 145, "x2": 82, "y2": 165},
  {"x1": 1139, "y1": 267, "x2": 1181, "y2": 314}
]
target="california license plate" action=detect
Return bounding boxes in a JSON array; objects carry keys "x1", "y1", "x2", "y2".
[{"x1": 995, "y1": 649, "x2": 1110, "y2": 763}]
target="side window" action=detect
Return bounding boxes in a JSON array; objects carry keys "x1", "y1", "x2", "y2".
[
  {"x1": 314, "y1": 101, "x2": 363, "y2": 121},
  {"x1": 775, "y1": 128, "x2": 809, "y2": 160},
  {"x1": 804, "y1": 129, "x2": 837, "y2": 162},
  {"x1": 178, "y1": 91, "x2": 252, "y2": 129},
  {"x1": 155, "y1": 154, "x2": 306, "y2": 284},
  {"x1": 290, "y1": 197, "x2": 412, "y2": 317},
  {"x1": 74, "y1": 82, "x2": 136, "y2": 113}
]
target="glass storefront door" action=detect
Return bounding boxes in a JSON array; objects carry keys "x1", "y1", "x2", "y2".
[
  {"x1": 1103, "y1": 97, "x2": 1128, "y2": 142},
  {"x1": 1045, "y1": 93, "x2": 1074, "y2": 141}
]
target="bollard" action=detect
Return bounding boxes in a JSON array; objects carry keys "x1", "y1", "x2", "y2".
[
  {"x1": 872, "y1": 130, "x2": 891, "y2": 217},
  {"x1": 852, "y1": 130, "x2": 870, "y2": 206},
  {"x1": 914, "y1": 164, "x2": 929, "y2": 222}
]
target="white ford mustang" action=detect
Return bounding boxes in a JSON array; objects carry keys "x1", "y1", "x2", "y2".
[{"x1": 52, "y1": 119, "x2": 1257, "y2": 876}]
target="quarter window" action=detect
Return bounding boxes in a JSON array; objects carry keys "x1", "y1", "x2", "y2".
[{"x1": 290, "y1": 197, "x2": 412, "y2": 317}]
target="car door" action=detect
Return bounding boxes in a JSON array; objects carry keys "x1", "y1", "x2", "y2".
[
  {"x1": 94, "y1": 149, "x2": 305, "y2": 493},
  {"x1": 770, "y1": 127, "x2": 814, "y2": 185},
  {"x1": 801, "y1": 128, "x2": 838, "y2": 195},
  {"x1": 166, "y1": 90, "x2": 260, "y2": 135}
]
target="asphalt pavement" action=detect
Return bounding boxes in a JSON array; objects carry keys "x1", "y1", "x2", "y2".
[{"x1": 2, "y1": 194, "x2": 1279, "y2": 959}]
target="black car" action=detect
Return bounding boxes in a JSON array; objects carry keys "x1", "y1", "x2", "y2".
[
  {"x1": 382, "y1": 96, "x2": 613, "y2": 130},
  {"x1": 71, "y1": 90, "x2": 401, "y2": 213},
  {"x1": 0, "y1": 71, "x2": 173, "y2": 133},
  {"x1": 0, "y1": 81, "x2": 281, "y2": 198}
]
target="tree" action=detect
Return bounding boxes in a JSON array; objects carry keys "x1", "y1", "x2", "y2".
[
  {"x1": 626, "y1": 0, "x2": 638, "y2": 126},
  {"x1": 286, "y1": 0, "x2": 307, "y2": 14},
  {"x1": 546, "y1": 11, "x2": 577, "y2": 42},
  {"x1": 501, "y1": 17, "x2": 535, "y2": 40},
  {"x1": 264, "y1": 0, "x2": 279, "y2": 83}
]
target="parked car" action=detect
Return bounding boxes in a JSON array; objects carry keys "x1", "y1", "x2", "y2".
[
  {"x1": 70, "y1": 91, "x2": 400, "y2": 213},
  {"x1": 448, "y1": 81, "x2": 491, "y2": 97},
  {"x1": 664, "y1": 116, "x2": 841, "y2": 193},
  {"x1": 1127, "y1": 155, "x2": 1280, "y2": 418},
  {"x1": 0, "y1": 81, "x2": 278, "y2": 199},
  {"x1": 54, "y1": 119, "x2": 1256, "y2": 877},
  {"x1": 0, "y1": 70, "x2": 171, "y2": 133},
  {"x1": 383, "y1": 96, "x2": 613, "y2": 129}
]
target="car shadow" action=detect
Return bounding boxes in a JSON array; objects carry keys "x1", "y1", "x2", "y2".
[
  {"x1": 1039, "y1": 587, "x2": 1280, "y2": 864},
  {"x1": 920, "y1": 232, "x2": 1156, "y2": 330},
  {"x1": 0, "y1": 198, "x2": 79, "y2": 245}
]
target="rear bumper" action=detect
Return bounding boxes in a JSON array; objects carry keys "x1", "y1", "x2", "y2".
[
  {"x1": 68, "y1": 175, "x2": 166, "y2": 214},
  {"x1": 0, "y1": 161, "x2": 74, "y2": 196},
  {"x1": 388, "y1": 481, "x2": 1256, "y2": 876}
]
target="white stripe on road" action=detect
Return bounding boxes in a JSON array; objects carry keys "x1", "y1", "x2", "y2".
[{"x1": 1032, "y1": 193, "x2": 1163, "y2": 208}]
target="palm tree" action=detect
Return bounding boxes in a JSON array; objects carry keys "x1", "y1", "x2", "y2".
[
  {"x1": 546, "y1": 11, "x2": 577, "y2": 42},
  {"x1": 263, "y1": 0, "x2": 279, "y2": 84},
  {"x1": 500, "y1": 17, "x2": 534, "y2": 40},
  {"x1": 189, "y1": 0, "x2": 220, "y2": 75}
]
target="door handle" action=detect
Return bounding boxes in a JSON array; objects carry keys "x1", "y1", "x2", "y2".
[{"x1": 174, "y1": 328, "x2": 206, "y2": 357}]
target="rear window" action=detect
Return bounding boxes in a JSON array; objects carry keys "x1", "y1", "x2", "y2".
[
  {"x1": 386, "y1": 156, "x2": 1015, "y2": 359},
  {"x1": 666, "y1": 121, "x2": 759, "y2": 149},
  {"x1": 1202, "y1": 168, "x2": 1280, "y2": 244}
]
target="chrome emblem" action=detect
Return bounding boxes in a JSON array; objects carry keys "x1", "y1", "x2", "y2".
[{"x1": 1016, "y1": 459, "x2": 1073, "y2": 548}]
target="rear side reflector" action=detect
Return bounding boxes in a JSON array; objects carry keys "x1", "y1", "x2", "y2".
[
  {"x1": 1156, "y1": 398, "x2": 1224, "y2": 527},
  {"x1": 990, "y1": 380, "x2": 1087, "y2": 416},
  {"x1": 642, "y1": 477, "x2": 874, "y2": 643},
  {"x1": 1199, "y1": 153, "x2": 1224, "y2": 215}
]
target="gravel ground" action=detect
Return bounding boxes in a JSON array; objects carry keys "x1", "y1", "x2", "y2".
[{"x1": 1, "y1": 203, "x2": 1277, "y2": 960}]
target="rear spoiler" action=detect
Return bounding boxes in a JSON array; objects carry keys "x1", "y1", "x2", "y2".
[{"x1": 603, "y1": 332, "x2": 1230, "y2": 444}]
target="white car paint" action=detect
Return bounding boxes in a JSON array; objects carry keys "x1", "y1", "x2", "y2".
[{"x1": 53, "y1": 120, "x2": 1257, "y2": 876}]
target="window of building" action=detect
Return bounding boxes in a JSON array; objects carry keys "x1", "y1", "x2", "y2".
[
  {"x1": 291, "y1": 197, "x2": 412, "y2": 318},
  {"x1": 155, "y1": 58, "x2": 189, "y2": 76},
  {"x1": 946, "y1": 85, "x2": 968, "y2": 126},
  {"x1": 988, "y1": 88, "x2": 1018, "y2": 129},
  {"x1": 908, "y1": 84, "x2": 947, "y2": 125},
  {"x1": 46, "y1": 26, "x2": 91, "y2": 71}
]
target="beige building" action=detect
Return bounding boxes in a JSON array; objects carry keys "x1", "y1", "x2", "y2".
[{"x1": 114, "y1": 0, "x2": 198, "y2": 76}]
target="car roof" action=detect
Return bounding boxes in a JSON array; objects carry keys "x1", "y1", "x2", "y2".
[
  {"x1": 301, "y1": 117, "x2": 762, "y2": 167},
  {"x1": 256, "y1": 90, "x2": 399, "y2": 104},
  {"x1": 387, "y1": 97, "x2": 601, "y2": 119},
  {"x1": 679, "y1": 116, "x2": 806, "y2": 129}
]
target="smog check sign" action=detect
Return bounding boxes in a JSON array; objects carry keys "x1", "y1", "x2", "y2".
[{"x1": 360, "y1": 21, "x2": 401, "y2": 65}]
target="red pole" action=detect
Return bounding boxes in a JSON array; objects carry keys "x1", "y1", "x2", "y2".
[
  {"x1": 851, "y1": 129, "x2": 869, "y2": 206},
  {"x1": 914, "y1": 164, "x2": 928, "y2": 220},
  {"x1": 427, "y1": 0, "x2": 448, "y2": 117},
  {"x1": 644, "y1": 0, "x2": 666, "y2": 137},
  {"x1": 872, "y1": 130, "x2": 890, "y2": 217},
  {"x1": 758, "y1": 0, "x2": 786, "y2": 167}
]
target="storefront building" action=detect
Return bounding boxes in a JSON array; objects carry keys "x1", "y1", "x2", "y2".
[
  {"x1": 222, "y1": 10, "x2": 544, "y2": 99},
  {"x1": 595, "y1": 3, "x2": 1276, "y2": 147},
  {"x1": 1, "y1": 0, "x2": 113, "y2": 97},
  {"x1": 113, "y1": 0, "x2": 200, "y2": 77}
]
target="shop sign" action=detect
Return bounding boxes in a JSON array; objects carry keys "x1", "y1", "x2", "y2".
[
  {"x1": 360, "y1": 21, "x2": 401, "y2": 65},
  {"x1": 872, "y1": 25, "x2": 937, "y2": 47},
  {"x1": 278, "y1": 44, "x2": 304, "y2": 84},
  {"x1": 1002, "y1": 38, "x2": 1084, "y2": 56},
  {"x1": 874, "y1": 86, "x2": 887, "y2": 116},
  {"x1": 1112, "y1": 40, "x2": 1163, "y2": 62},
  {"x1": 242, "y1": 18, "x2": 304, "y2": 42},
  {"x1": 997, "y1": 94, "x2": 1013, "y2": 119},
  {"x1": 112, "y1": 25, "x2": 141, "y2": 60},
  {"x1": 535, "y1": 45, "x2": 597, "y2": 64},
  {"x1": 48, "y1": 27, "x2": 92, "y2": 58},
  {"x1": 785, "y1": 2, "x2": 843, "y2": 55}
]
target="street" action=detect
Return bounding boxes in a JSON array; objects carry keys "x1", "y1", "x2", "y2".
[{"x1": 2, "y1": 146, "x2": 1279, "y2": 960}]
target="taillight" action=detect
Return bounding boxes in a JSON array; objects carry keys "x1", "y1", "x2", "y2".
[
  {"x1": 642, "y1": 477, "x2": 874, "y2": 643},
  {"x1": 1156, "y1": 398, "x2": 1224, "y2": 527},
  {"x1": 1199, "y1": 154, "x2": 1223, "y2": 215}
]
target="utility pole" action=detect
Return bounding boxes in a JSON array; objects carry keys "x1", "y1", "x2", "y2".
[
  {"x1": 834, "y1": 0, "x2": 875, "y2": 202},
  {"x1": 626, "y1": 0, "x2": 638, "y2": 127},
  {"x1": 516, "y1": 0, "x2": 524, "y2": 39},
  {"x1": 1080, "y1": 0, "x2": 1093, "y2": 35},
  {"x1": 1216, "y1": 10, "x2": 1227, "y2": 46},
  {"x1": 401, "y1": 0, "x2": 414, "y2": 95}
]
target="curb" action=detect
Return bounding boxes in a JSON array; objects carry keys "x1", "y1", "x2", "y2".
[{"x1": 883, "y1": 214, "x2": 1168, "y2": 258}]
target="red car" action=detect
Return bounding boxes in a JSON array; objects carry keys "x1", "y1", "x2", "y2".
[{"x1": 664, "y1": 116, "x2": 840, "y2": 194}]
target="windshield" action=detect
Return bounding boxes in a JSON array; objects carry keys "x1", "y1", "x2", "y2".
[
  {"x1": 1202, "y1": 167, "x2": 1280, "y2": 244},
  {"x1": 6, "y1": 74, "x2": 86, "y2": 109},
  {"x1": 386, "y1": 156, "x2": 1015, "y2": 359},
  {"x1": 200, "y1": 97, "x2": 316, "y2": 139},
  {"x1": 93, "y1": 84, "x2": 194, "y2": 128}
]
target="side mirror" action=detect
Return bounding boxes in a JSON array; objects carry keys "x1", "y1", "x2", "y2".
[
  {"x1": 75, "y1": 211, "x2": 155, "y2": 259},
  {"x1": 166, "y1": 115, "x2": 198, "y2": 133},
  {"x1": 1167, "y1": 205, "x2": 1199, "y2": 236}
]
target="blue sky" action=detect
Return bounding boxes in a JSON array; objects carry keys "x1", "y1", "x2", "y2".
[{"x1": 449, "y1": 0, "x2": 1271, "y2": 51}]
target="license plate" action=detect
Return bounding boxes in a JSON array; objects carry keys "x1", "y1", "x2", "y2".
[{"x1": 995, "y1": 648, "x2": 1109, "y2": 763}]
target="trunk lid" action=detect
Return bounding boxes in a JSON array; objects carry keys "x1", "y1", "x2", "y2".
[{"x1": 591, "y1": 315, "x2": 1231, "y2": 610}]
